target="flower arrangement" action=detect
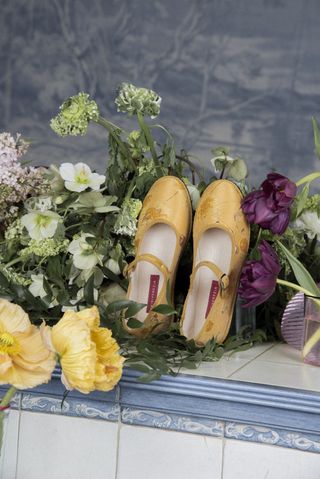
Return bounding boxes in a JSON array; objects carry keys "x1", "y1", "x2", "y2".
[{"x1": 0, "y1": 83, "x2": 320, "y2": 385}]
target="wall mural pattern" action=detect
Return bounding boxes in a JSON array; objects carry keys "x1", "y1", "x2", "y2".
[{"x1": 1, "y1": 0, "x2": 319, "y2": 184}]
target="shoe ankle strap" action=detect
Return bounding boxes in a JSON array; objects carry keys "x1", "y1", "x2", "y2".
[
  {"x1": 124, "y1": 253, "x2": 170, "y2": 278},
  {"x1": 191, "y1": 261, "x2": 229, "y2": 290}
]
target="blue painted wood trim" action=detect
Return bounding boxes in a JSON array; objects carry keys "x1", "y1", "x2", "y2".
[{"x1": 2, "y1": 366, "x2": 320, "y2": 440}]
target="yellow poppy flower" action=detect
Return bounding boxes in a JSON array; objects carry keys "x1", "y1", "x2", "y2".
[
  {"x1": 47, "y1": 306, "x2": 124, "y2": 394},
  {"x1": 0, "y1": 299, "x2": 56, "y2": 389}
]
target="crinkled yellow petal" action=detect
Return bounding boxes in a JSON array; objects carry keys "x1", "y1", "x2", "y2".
[
  {"x1": 0, "y1": 361, "x2": 55, "y2": 390},
  {"x1": 75, "y1": 306, "x2": 100, "y2": 330},
  {"x1": 0, "y1": 300, "x2": 31, "y2": 335},
  {"x1": 91, "y1": 328, "x2": 124, "y2": 392},
  {"x1": 0, "y1": 353, "x2": 12, "y2": 376},
  {"x1": 60, "y1": 349, "x2": 96, "y2": 394},
  {"x1": 51, "y1": 312, "x2": 97, "y2": 394},
  {"x1": 51, "y1": 316, "x2": 92, "y2": 356},
  {"x1": 14, "y1": 326, "x2": 56, "y2": 371}
]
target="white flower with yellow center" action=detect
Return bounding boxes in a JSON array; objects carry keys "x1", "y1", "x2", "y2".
[
  {"x1": 21, "y1": 210, "x2": 61, "y2": 240},
  {"x1": 68, "y1": 233, "x2": 104, "y2": 270},
  {"x1": 59, "y1": 162, "x2": 105, "y2": 192}
]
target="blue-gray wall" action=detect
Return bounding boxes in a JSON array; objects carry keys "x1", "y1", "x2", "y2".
[{"x1": 1, "y1": 0, "x2": 319, "y2": 184}]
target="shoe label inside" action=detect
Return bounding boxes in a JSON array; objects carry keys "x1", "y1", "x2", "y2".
[
  {"x1": 205, "y1": 280, "x2": 219, "y2": 318},
  {"x1": 147, "y1": 274, "x2": 160, "y2": 312}
]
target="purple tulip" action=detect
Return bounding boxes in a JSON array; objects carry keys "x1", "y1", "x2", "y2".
[
  {"x1": 238, "y1": 240, "x2": 281, "y2": 308},
  {"x1": 261, "y1": 173, "x2": 297, "y2": 208},
  {"x1": 242, "y1": 173, "x2": 297, "y2": 235}
]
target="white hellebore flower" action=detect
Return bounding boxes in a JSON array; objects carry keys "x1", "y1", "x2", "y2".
[
  {"x1": 21, "y1": 210, "x2": 61, "y2": 240},
  {"x1": 68, "y1": 233, "x2": 104, "y2": 270},
  {"x1": 29, "y1": 274, "x2": 58, "y2": 308},
  {"x1": 59, "y1": 162, "x2": 105, "y2": 192},
  {"x1": 105, "y1": 258, "x2": 121, "y2": 275},
  {"x1": 292, "y1": 211, "x2": 320, "y2": 239},
  {"x1": 29, "y1": 274, "x2": 47, "y2": 298}
]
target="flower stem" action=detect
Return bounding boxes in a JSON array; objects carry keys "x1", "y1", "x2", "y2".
[
  {"x1": 0, "y1": 387, "x2": 17, "y2": 409},
  {"x1": 0, "y1": 387, "x2": 16, "y2": 464},
  {"x1": 296, "y1": 172, "x2": 320, "y2": 187},
  {"x1": 95, "y1": 117, "x2": 136, "y2": 171},
  {"x1": 175, "y1": 154, "x2": 205, "y2": 182},
  {"x1": 137, "y1": 112, "x2": 159, "y2": 167},
  {"x1": 5, "y1": 257, "x2": 22, "y2": 268}
]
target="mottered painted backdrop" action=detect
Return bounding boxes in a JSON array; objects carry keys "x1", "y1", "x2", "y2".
[{"x1": 0, "y1": 0, "x2": 319, "y2": 184}]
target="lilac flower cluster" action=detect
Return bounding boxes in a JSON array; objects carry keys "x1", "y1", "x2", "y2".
[{"x1": 0, "y1": 133, "x2": 48, "y2": 221}]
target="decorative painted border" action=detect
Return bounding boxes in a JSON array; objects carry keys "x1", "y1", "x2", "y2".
[
  {"x1": 121, "y1": 407, "x2": 224, "y2": 437},
  {"x1": 225, "y1": 422, "x2": 320, "y2": 454},
  {"x1": 2, "y1": 364, "x2": 320, "y2": 453},
  {"x1": 20, "y1": 392, "x2": 120, "y2": 422}
]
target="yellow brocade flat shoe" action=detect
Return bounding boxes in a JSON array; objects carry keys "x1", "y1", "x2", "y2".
[
  {"x1": 124, "y1": 176, "x2": 192, "y2": 337},
  {"x1": 180, "y1": 179, "x2": 250, "y2": 345}
]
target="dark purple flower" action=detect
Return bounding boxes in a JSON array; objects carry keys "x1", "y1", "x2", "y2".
[
  {"x1": 238, "y1": 240, "x2": 281, "y2": 308},
  {"x1": 261, "y1": 173, "x2": 297, "y2": 208},
  {"x1": 242, "y1": 173, "x2": 297, "y2": 235}
]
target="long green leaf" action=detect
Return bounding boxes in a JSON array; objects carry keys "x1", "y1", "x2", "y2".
[
  {"x1": 125, "y1": 302, "x2": 146, "y2": 319},
  {"x1": 105, "y1": 299, "x2": 137, "y2": 315},
  {"x1": 312, "y1": 117, "x2": 320, "y2": 160},
  {"x1": 152, "y1": 304, "x2": 177, "y2": 315},
  {"x1": 276, "y1": 240, "x2": 320, "y2": 296},
  {"x1": 295, "y1": 183, "x2": 310, "y2": 217}
]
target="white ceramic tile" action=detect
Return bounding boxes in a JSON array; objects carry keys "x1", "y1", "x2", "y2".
[
  {"x1": 17, "y1": 411, "x2": 118, "y2": 479},
  {"x1": 229, "y1": 358, "x2": 320, "y2": 392},
  {"x1": 223, "y1": 439, "x2": 320, "y2": 479},
  {"x1": 117, "y1": 424, "x2": 222, "y2": 479},
  {"x1": 181, "y1": 343, "x2": 275, "y2": 379},
  {"x1": 257, "y1": 343, "x2": 303, "y2": 365},
  {"x1": 1, "y1": 409, "x2": 20, "y2": 479}
]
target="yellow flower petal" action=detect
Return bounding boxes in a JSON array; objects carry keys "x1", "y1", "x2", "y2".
[
  {"x1": 0, "y1": 300, "x2": 31, "y2": 335},
  {"x1": 14, "y1": 326, "x2": 56, "y2": 371},
  {"x1": 0, "y1": 300, "x2": 56, "y2": 390},
  {"x1": 91, "y1": 328, "x2": 125, "y2": 392},
  {"x1": 75, "y1": 306, "x2": 100, "y2": 330},
  {"x1": 0, "y1": 353, "x2": 12, "y2": 376},
  {"x1": 51, "y1": 315, "x2": 92, "y2": 356},
  {"x1": 60, "y1": 349, "x2": 96, "y2": 394}
]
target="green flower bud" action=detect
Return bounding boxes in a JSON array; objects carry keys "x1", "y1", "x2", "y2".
[
  {"x1": 50, "y1": 92, "x2": 99, "y2": 137},
  {"x1": 115, "y1": 83, "x2": 161, "y2": 118}
]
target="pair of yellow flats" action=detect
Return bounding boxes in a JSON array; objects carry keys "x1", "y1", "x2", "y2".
[{"x1": 124, "y1": 176, "x2": 250, "y2": 345}]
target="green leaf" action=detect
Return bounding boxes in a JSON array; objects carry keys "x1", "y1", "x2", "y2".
[
  {"x1": 126, "y1": 318, "x2": 144, "y2": 329},
  {"x1": 125, "y1": 362, "x2": 152, "y2": 373},
  {"x1": 276, "y1": 240, "x2": 320, "y2": 296},
  {"x1": 125, "y1": 302, "x2": 146, "y2": 318},
  {"x1": 312, "y1": 117, "x2": 320, "y2": 160},
  {"x1": 46, "y1": 256, "x2": 63, "y2": 285},
  {"x1": 105, "y1": 299, "x2": 137, "y2": 315},
  {"x1": 151, "y1": 304, "x2": 177, "y2": 315},
  {"x1": 295, "y1": 183, "x2": 310, "y2": 217},
  {"x1": 84, "y1": 274, "x2": 95, "y2": 305}
]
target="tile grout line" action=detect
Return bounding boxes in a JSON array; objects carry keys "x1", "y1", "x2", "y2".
[
  {"x1": 114, "y1": 387, "x2": 122, "y2": 479},
  {"x1": 220, "y1": 422, "x2": 226, "y2": 479},
  {"x1": 226, "y1": 343, "x2": 276, "y2": 380},
  {"x1": 14, "y1": 393, "x2": 22, "y2": 479}
]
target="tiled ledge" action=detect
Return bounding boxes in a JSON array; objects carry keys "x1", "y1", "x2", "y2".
[{"x1": 2, "y1": 343, "x2": 320, "y2": 454}]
